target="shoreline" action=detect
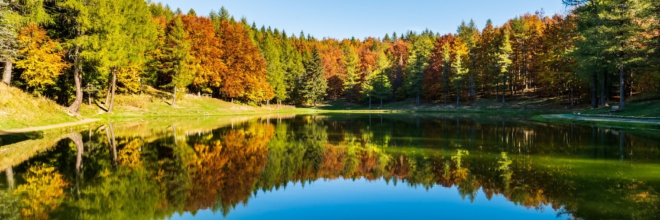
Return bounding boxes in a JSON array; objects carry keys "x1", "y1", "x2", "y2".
[
  {"x1": 5, "y1": 108, "x2": 660, "y2": 136},
  {"x1": 532, "y1": 114, "x2": 660, "y2": 129}
]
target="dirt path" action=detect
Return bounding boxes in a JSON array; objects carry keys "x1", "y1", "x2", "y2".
[
  {"x1": 540, "y1": 114, "x2": 660, "y2": 125},
  {"x1": 0, "y1": 118, "x2": 101, "y2": 135}
]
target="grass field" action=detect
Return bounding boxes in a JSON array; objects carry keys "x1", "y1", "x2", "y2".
[
  {"x1": 0, "y1": 84, "x2": 81, "y2": 130},
  {"x1": 580, "y1": 100, "x2": 660, "y2": 118},
  {"x1": 2, "y1": 83, "x2": 658, "y2": 131}
]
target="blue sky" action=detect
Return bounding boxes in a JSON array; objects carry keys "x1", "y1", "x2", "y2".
[{"x1": 155, "y1": 0, "x2": 569, "y2": 39}]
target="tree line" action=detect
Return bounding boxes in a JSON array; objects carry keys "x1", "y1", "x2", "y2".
[{"x1": 1, "y1": 0, "x2": 659, "y2": 113}]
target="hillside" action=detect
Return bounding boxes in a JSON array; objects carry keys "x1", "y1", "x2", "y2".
[{"x1": 0, "y1": 84, "x2": 80, "y2": 130}]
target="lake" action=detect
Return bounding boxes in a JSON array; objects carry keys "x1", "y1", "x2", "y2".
[{"x1": 1, "y1": 114, "x2": 659, "y2": 219}]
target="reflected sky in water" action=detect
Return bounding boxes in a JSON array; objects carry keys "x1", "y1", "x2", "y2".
[{"x1": 173, "y1": 178, "x2": 558, "y2": 220}]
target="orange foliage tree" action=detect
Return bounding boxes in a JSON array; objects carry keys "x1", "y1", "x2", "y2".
[
  {"x1": 217, "y1": 20, "x2": 273, "y2": 103},
  {"x1": 180, "y1": 15, "x2": 225, "y2": 94},
  {"x1": 424, "y1": 34, "x2": 456, "y2": 100}
]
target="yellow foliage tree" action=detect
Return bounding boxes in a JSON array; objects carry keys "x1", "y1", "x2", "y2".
[
  {"x1": 117, "y1": 63, "x2": 143, "y2": 94},
  {"x1": 13, "y1": 164, "x2": 69, "y2": 220},
  {"x1": 15, "y1": 25, "x2": 69, "y2": 93}
]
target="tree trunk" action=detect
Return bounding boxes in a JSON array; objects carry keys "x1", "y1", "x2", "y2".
[
  {"x1": 630, "y1": 71, "x2": 633, "y2": 99},
  {"x1": 571, "y1": 85, "x2": 575, "y2": 105},
  {"x1": 110, "y1": 123, "x2": 117, "y2": 168},
  {"x1": 105, "y1": 82, "x2": 111, "y2": 105},
  {"x1": 592, "y1": 72, "x2": 598, "y2": 108},
  {"x1": 68, "y1": 46, "x2": 83, "y2": 114},
  {"x1": 380, "y1": 98, "x2": 383, "y2": 108},
  {"x1": 68, "y1": 133, "x2": 84, "y2": 178},
  {"x1": 502, "y1": 75, "x2": 506, "y2": 105},
  {"x1": 416, "y1": 93, "x2": 420, "y2": 106},
  {"x1": 456, "y1": 89, "x2": 460, "y2": 107},
  {"x1": 495, "y1": 80, "x2": 499, "y2": 102},
  {"x1": 172, "y1": 86, "x2": 177, "y2": 106},
  {"x1": 5, "y1": 166, "x2": 14, "y2": 190},
  {"x1": 601, "y1": 71, "x2": 607, "y2": 106},
  {"x1": 619, "y1": 65, "x2": 625, "y2": 109},
  {"x1": 107, "y1": 68, "x2": 117, "y2": 113},
  {"x1": 469, "y1": 54, "x2": 476, "y2": 100},
  {"x1": 368, "y1": 97, "x2": 372, "y2": 109},
  {"x1": 2, "y1": 59, "x2": 12, "y2": 86}
]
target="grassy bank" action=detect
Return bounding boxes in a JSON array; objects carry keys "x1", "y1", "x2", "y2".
[
  {"x1": 531, "y1": 97, "x2": 660, "y2": 129},
  {"x1": 531, "y1": 114, "x2": 660, "y2": 129},
  {"x1": 0, "y1": 85, "x2": 581, "y2": 132},
  {"x1": 579, "y1": 99, "x2": 660, "y2": 118},
  {"x1": 80, "y1": 93, "x2": 322, "y2": 119},
  {"x1": 0, "y1": 84, "x2": 82, "y2": 130}
]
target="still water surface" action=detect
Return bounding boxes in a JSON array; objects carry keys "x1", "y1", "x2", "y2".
[{"x1": 1, "y1": 114, "x2": 659, "y2": 219}]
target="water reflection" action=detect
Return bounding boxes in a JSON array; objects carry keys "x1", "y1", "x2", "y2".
[{"x1": 1, "y1": 114, "x2": 659, "y2": 219}]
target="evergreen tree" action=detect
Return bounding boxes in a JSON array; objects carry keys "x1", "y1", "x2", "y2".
[
  {"x1": 161, "y1": 17, "x2": 195, "y2": 107},
  {"x1": 451, "y1": 39, "x2": 469, "y2": 107},
  {"x1": 370, "y1": 52, "x2": 392, "y2": 108},
  {"x1": 403, "y1": 34, "x2": 433, "y2": 105},
  {"x1": 343, "y1": 44, "x2": 360, "y2": 103},
  {"x1": 496, "y1": 28, "x2": 513, "y2": 104},
  {"x1": 457, "y1": 19, "x2": 479, "y2": 100},
  {"x1": 442, "y1": 44, "x2": 452, "y2": 105},
  {"x1": 570, "y1": 0, "x2": 647, "y2": 109},
  {"x1": 57, "y1": 0, "x2": 95, "y2": 114},
  {"x1": 302, "y1": 48, "x2": 327, "y2": 107},
  {"x1": 263, "y1": 33, "x2": 287, "y2": 105},
  {"x1": 187, "y1": 8, "x2": 196, "y2": 16},
  {"x1": 282, "y1": 38, "x2": 305, "y2": 104}
]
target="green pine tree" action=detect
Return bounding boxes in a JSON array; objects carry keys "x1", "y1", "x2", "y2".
[
  {"x1": 497, "y1": 28, "x2": 513, "y2": 104},
  {"x1": 263, "y1": 33, "x2": 287, "y2": 106},
  {"x1": 302, "y1": 48, "x2": 327, "y2": 107},
  {"x1": 371, "y1": 52, "x2": 393, "y2": 108},
  {"x1": 403, "y1": 34, "x2": 433, "y2": 105},
  {"x1": 161, "y1": 17, "x2": 195, "y2": 107},
  {"x1": 457, "y1": 19, "x2": 479, "y2": 100},
  {"x1": 343, "y1": 45, "x2": 360, "y2": 103}
]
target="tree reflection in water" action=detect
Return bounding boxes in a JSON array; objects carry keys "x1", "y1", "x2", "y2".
[{"x1": 1, "y1": 115, "x2": 659, "y2": 219}]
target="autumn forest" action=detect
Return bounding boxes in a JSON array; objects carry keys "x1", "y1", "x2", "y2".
[{"x1": 1, "y1": 0, "x2": 659, "y2": 113}]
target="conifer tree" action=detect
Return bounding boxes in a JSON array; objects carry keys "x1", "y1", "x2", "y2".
[
  {"x1": 343, "y1": 44, "x2": 360, "y2": 103},
  {"x1": 452, "y1": 39, "x2": 469, "y2": 107},
  {"x1": 442, "y1": 44, "x2": 451, "y2": 105},
  {"x1": 161, "y1": 17, "x2": 195, "y2": 107},
  {"x1": 57, "y1": 0, "x2": 94, "y2": 114},
  {"x1": 497, "y1": 28, "x2": 513, "y2": 104},
  {"x1": 457, "y1": 19, "x2": 479, "y2": 100},
  {"x1": 404, "y1": 34, "x2": 433, "y2": 105},
  {"x1": 302, "y1": 48, "x2": 327, "y2": 107},
  {"x1": 263, "y1": 33, "x2": 287, "y2": 105},
  {"x1": 370, "y1": 52, "x2": 392, "y2": 108}
]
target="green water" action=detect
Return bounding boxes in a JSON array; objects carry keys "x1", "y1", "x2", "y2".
[{"x1": 1, "y1": 114, "x2": 659, "y2": 220}]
